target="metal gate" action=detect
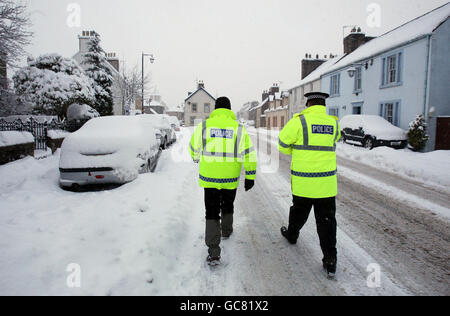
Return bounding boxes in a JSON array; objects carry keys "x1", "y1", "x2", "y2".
[
  {"x1": 0, "y1": 118, "x2": 66, "y2": 151},
  {"x1": 435, "y1": 117, "x2": 450, "y2": 150}
]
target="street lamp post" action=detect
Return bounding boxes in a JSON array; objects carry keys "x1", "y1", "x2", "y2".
[{"x1": 141, "y1": 52, "x2": 155, "y2": 114}]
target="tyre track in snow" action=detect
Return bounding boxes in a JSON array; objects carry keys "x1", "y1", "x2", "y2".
[
  {"x1": 337, "y1": 155, "x2": 450, "y2": 210},
  {"x1": 230, "y1": 137, "x2": 407, "y2": 295},
  {"x1": 245, "y1": 132, "x2": 449, "y2": 295}
]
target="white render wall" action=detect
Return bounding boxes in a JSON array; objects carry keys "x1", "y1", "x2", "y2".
[
  {"x1": 321, "y1": 37, "x2": 430, "y2": 132},
  {"x1": 288, "y1": 79, "x2": 321, "y2": 118},
  {"x1": 184, "y1": 89, "x2": 216, "y2": 126}
]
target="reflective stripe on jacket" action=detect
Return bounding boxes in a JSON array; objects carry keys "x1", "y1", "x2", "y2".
[
  {"x1": 189, "y1": 108, "x2": 257, "y2": 189},
  {"x1": 278, "y1": 105, "x2": 340, "y2": 198}
]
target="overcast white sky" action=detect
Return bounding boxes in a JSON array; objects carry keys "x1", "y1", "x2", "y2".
[{"x1": 20, "y1": 0, "x2": 449, "y2": 111}]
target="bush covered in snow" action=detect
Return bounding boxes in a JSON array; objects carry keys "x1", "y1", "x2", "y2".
[
  {"x1": 408, "y1": 115, "x2": 429, "y2": 151},
  {"x1": 13, "y1": 54, "x2": 95, "y2": 119},
  {"x1": 67, "y1": 103, "x2": 100, "y2": 121}
]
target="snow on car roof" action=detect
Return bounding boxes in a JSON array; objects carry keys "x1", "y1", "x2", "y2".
[
  {"x1": 60, "y1": 116, "x2": 159, "y2": 178},
  {"x1": 340, "y1": 115, "x2": 407, "y2": 141}
]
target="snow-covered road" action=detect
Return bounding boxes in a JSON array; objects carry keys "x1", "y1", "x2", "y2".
[{"x1": 0, "y1": 128, "x2": 448, "y2": 295}]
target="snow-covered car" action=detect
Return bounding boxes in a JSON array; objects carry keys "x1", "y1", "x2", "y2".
[
  {"x1": 168, "y1": 116, "x2": 181, "y2": 132},
  {"x1": 59, "y1": 116, "x2": 161, "y2": 189},
  {"x1": 340, "y1": 115, "x2": 407, "y2": 150},
  {"x1": 139, "y1": 114, "x2": 175, "y2": 149}
]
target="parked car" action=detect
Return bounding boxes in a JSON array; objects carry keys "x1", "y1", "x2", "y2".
[
  {"x1": 59, "y1": 116, "x2": 161, "y2": 190},
  {"x1": 340, "y1": 115, "x2": 407, "y2": 149},
  {"x1": 168, "y1": 116, "x2": 181, "y2": 132},
  {"x1": 139, "y1": 114, "x2": 175, "y2": 149}
]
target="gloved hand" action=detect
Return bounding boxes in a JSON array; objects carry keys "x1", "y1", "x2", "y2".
[
  {"x1": 245, "y1": 179, "x2": 255, "y2": 192},
  {"x1": 193, "y1": 159, "x2": 199, "y2": 164}
]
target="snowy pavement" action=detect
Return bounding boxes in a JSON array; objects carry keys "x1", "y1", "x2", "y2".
[{"x1": 0, "y1": 128, "x2": 449, "y2": 295}]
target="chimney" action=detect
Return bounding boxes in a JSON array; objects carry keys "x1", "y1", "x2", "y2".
[
  {"x1": 269, "y1": 84, "x2": 280, "y2": 95},
  {"x1": 262, "y1": 90, "x2": 269, "y2": 101},
  {"x1": 343, "y1": 27, "x2": 374, "y2": 55},
  {"x1": 301, "y1": 54, "x2": 326, "y2": 80},
  {"x1": 106, "y1": 52, "x2": 119, "y2": 72},
  {"x1": 197, "y1": 80, "x2": 205, "y2": 89},
  {"x1": 78, "y1": 30, "x2": 96, "y2": 53}
]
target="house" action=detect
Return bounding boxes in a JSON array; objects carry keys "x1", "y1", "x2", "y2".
[
  {"x1": 288, "y1": 54, "x2": 340, "y2": 118},
  {"x1": 73, "y1": 30, "x2": 124, "y2": 116},
  {"x1": 320, "y1": 4, "x2": 450, "y2": 151},
  {"x1": 265, "y1": 91, "x2": 289, "y2": 129},
  {"x1": 184, "y1": 81, "x2": 216, "y2": 126},
  {"x1": 237, "y1": 101, "x2": 258, "y2": 123},
  {"x1": 145, "y1": 94, "x2": 168, "y2": 114},
  {"x1": 167, "y1": 105, "x2": 184, "y2": 122}
]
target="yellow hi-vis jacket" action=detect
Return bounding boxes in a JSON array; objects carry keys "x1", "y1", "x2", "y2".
[
  {"x1": 189, "y1": 108, "x2": 257, "y2": 190},
  {"x1": 278, "y1": 105, "x2": 341, "y2": 198}
]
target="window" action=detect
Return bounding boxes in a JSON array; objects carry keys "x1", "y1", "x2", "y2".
[
  {"x1": 273, "y1": 117, "x2": 277, "y2": 128},
  {"x1": 380, "y1": 101, "x2": 401, "y2": 126},
  {"x1": 328, "y1": 107, "x2": 339, "y2": 118},
  {"x1": 281, "y1": 116, "x2": 285, "y2": 128},
  {"x1": 354, "y1": 67, "x2": 362, "y2": 92},
  {"x1": 192, "y1": 103, "x2": 197, "y2": 113},
  {"x1": 204, "y1": 103, "x2": 210, "y2": 113},
  {"x1": 352, "y1": 102, "x2": 363, "y2": 114},
  {"x1": 330, "y1": 73, "x2": 340, "y2": 96},
  {"x1": 381, "y1": 52, "x2": 402, "y2": 86},
  {"x1": 190, "y1": 116, "x2": 196, "y2": 125}
]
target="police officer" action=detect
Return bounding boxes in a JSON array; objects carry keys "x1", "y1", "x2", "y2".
[
  {"x1": 278, "y1": 92, "x2": 340, "y2": 278},
  {"x1": 190, "y1": 97, "x2": 257, "y2": 266}
]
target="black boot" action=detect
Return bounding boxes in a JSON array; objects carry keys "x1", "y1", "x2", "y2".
[
  {"x1": 281, "y1": 226, "x2": 297, "y2": 245},
  {"x1": 322, "y1": 257, "x2": 337, "y2": 278},
  {"x1": 207, "y1": 255, "x2": 221, "y2": 267}
]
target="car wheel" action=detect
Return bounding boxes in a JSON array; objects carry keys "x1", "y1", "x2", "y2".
[{"x1": 363, "y1": 137, "x2": 374, "y2": 150}]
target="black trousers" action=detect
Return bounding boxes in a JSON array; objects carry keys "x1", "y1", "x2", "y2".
[
  {"x1": 204, "y1": 188, "x2": 237, "y2": 220},
  {"x1": 288, "y1": 195, "x2": 337, "y2": 260}
]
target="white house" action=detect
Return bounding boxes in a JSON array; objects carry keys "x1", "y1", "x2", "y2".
[
  {"x1": 320, "y1": 4, "x2": 450, "y2": 151},
  {"x1": 184, "y1": 81, "x2": 216, "y2": 126},
  {"x1": 73, "y1": 30, "x2": 124, "y2": 116}
]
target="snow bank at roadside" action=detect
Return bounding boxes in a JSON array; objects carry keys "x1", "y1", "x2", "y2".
[
  {"x1": 0, "y1": 129, "x2": 208, "y2": 296},
  {"x1": 0, "y1": 131, "x2": 34, "y2": 147},
  {"x1": 337, "y1": 143, "x2": 450, "y2": 189},
  {"x1": 47, "y1": 130, "x2": 70, "y2": 140}
]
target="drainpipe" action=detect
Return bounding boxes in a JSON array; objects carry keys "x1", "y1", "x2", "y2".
[{"x1": 423, "y1": 35, "x2": 432, "y2": 119}]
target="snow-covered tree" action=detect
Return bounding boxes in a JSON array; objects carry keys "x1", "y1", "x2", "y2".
[
  {"x1": 82, "y1": 32, "x2": 114, "y2": 116},
  {"x1": 408, "y1": 114, "x2": 429, "y2": 151},
  {"x1": 13, "y1": 54, "x2": 95, "y2": 119},
  {"x1": 0, "y1": 0, "x2": 33, "y2": 113}
]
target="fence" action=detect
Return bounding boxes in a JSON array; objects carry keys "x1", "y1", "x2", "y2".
[{"x1": 0, "y1": 117, "x2": 67, "y2": 151}]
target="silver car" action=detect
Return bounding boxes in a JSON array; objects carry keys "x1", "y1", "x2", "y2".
[{"x1": 59, "y1": 116, "x2": 161, "y2": 190}]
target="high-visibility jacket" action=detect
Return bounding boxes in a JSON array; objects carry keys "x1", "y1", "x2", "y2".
[
  {"x1": 278, "y1": 105, "x2": 341, "y2": 198},
  {"x1": 190, "y1": 108, "x2": 257, "y2": 190}
]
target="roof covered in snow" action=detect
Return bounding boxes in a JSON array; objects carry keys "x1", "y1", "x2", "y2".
[
  {"x1": 184, "y1": 87, "x2": 216, "y2": 102},
  {"x1": 323, "y1": 3, "x2": 450, "y2": 76},
  {"x1": 252, "y1": 98, "x2": 269, "y2": 110},
  {"x1": 288, "y1": 57, "x2": 342, "y2": 91}
]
